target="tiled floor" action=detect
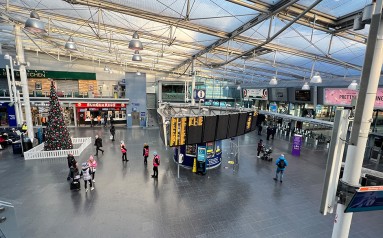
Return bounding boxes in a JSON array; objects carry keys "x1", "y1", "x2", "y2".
[{"x1": 0, "y1": 127, "x2": 382, "y2": 238}]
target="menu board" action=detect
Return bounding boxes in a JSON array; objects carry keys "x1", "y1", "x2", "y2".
[
  {"x1": 215, "y1": 115, "x2": 229, "y2": 140},
  {"x1": 169, "y1": 117, "x2": 187, "y2": 147},
  {"x1": 295, "y1": 90, "x2": 311, "y2": 102},
  {"x1": 245, "y1": 112, "x2": 253, "y2": 133},
  {"x1": 187, "y1": 116, "x2": 204, "y2": 145},
  {"x1": 227, "y1": 114, "x2": 239, "y2": 138},
  {"x1": 203, "y1": 116, "x2": 218, "y2": 143},
  {"x1": 236, "y1": 113, "x2": 248, "y2": 136}
]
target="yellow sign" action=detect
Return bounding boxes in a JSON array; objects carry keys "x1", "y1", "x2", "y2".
[
  {"x1": 192, "y1": 158, "x2": 197, "y2": 173},
  {"x1": 179, "y1": 117, "x2": 187, "y2": 145},
  {"x1": 169, "y1": 117, "x2": 178, "y2": 147},
  {"x1": 246, "y1": 112, "x2": 253, "y2": 130},
  {"x1": 170, "y1": 117, "x2": 187, "y2": 147},
  {"x1": 188, "y1": 117, "x2": 204, "y2": 127},
  {"x1": 228, "y1": 161, "x2": 235, "y2": 164}
]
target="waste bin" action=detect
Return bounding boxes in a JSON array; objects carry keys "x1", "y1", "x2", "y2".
[
  {"x1": 22, "y1": 137, "x2": 33, "y2": 152},
  {"x1": 12, "y1": 141, "x2": 22, "y2": 154}
]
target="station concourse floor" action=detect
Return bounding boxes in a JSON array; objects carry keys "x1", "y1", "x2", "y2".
[{"x1": 1, "y1": 127, "x2": 383, "y2": 238}]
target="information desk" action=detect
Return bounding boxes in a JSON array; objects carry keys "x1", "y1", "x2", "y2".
[{"x1": 173, "y1": 141, "x2": 222, "y2": 169}]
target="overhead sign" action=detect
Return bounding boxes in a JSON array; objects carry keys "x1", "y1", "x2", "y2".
[
  {"x1": 194, "y1": 89, "x2": 206, "y2": 100},
  {"x1": 324, "y1": 88, "x2": 383, "y2": 108},
  {"x1": 243, "y1": 88, "x2": 268, "y2": 100},
  {"x1": 76, "y1": 103, "x2": 126, "y2": 108},
  {"x1": 345, "y1": 186, "x2": 383, "y2": 213},
  {"x1": 169, "y1": 117, "x2": 187, "y2": 147}
]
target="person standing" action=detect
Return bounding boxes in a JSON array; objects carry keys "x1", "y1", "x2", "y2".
[
  {"x1": 103, "y1": 114, "x2": 108, "y2": 128},
  {"x1": 266, "y1": 125, "x2": 272, "y2": 140},
  {"x1": 143, "y1": 143, "x2": 149, "y2": 166},
  {"x1": 110, "y1": 125, "x2": 116, "y2": 141},
  {"x1": 257, "y1": 124, "x2": 263, "y2": 136},
  {"x1": 274, "y1": 154, "x2": 288, "y2": 183},
  {"x1": 271, "y1": 125, "x2": 276, "y2": 140},
  {"x1": 90, "y1": 115, "x2": 94, "y2": 127},
  {"x1": 88, "y1": 155, "x2": 97, "y2": 183},
  {"x1": 66, "y1": 153, "x2": 77, "y2": 180},
  {"x1": 94, "y1": 135, "x2": 104, "y2": 156},
  {"x1": 80, "y1": 162, "x2": 94, "y2": 192},
  {"x1": 21, "y1": 122, "x2": 27, "y2": 133},
  {"x1": 257, "y1": 139, "x2": 263, "y2": 158},
  {"x1": 110, "y1": 116, "x2": 114, "y2": 126},
  {"x1": 121, "y1": 144, "x2": 128, "y2": 162},
  {"x1": 97, "y1": 115, "x2": 101, "y2": 126},
  {"x1": 151, "y1": 152, "x2": 160, "y2": 178}
]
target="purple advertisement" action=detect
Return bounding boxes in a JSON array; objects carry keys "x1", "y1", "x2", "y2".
[{"x1": 292, "y1": 134, "x2": 303, "y2": 156}]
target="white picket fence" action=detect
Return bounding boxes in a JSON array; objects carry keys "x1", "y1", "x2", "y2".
[{"x1": 24, "y1": 137, "x2": 92, "y2": 160}]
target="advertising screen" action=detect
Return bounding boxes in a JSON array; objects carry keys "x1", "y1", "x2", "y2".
[
  {"x1": 236, "y1": 113, "x2": 248, "y2": 136},
  {"x1": 187, "y1": 116, "x2": 204, "y2": 145},
  {"x1": 215, "y1": 115, "x2": 229, "y2": 140},
  {"x1": 324, "y1": 88, "x2": 383, "y2": 108},
  {"x1": 227, "y1": 114, "x2": 239, "y2": 138},
  {"x1": 203, "y1": 116, "x2": 218, "y2": 142},
  {"x1": 345, "y1": 186, "x2": 383, "y2": 213}
]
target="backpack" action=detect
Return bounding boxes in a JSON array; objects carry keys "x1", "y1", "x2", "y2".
[
  {"x1": 144, "y1": 148, "x2": 149, "y2": 157},
  {"x1": 277, "y1": 159, "x2": 286, "y2": 169}
]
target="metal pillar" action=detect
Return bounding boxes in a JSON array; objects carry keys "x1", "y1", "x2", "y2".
[
  {"x1": 73, "y1": 104, "x2": 77, "y2": 127},
  {"x1": 332, "y1": 1, "x2": 383, "y2": 237},
  {"x1": 16, "y1": 91, "x2": 23, "y2": 123},
  {"x1": 191, "y1": 58, "x2": 196, "y2": 106},
  {"x1": 14, "y1": 25, "x2": 34, "y2": 142},
  {"x1": 5, "y1": 65, "x2": 13, "y2": 102},
  {"x1": 7, "y1": 58, "x2": 22, "y2": 126},
  {"x1": 158, "y1": 81, "x2": 162, "y2": 103}
]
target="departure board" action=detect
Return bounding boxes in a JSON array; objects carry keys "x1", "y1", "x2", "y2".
[
  {"x1": 227, "y1": 114, "x2": 239, "y2": 138},
  {"x1": 203, "y1": 116, "x2": 218, "y2": 142},
  {"x1": 251, "y1": 111, "x2": 258, "y2": 131},
  {"x1": 245, "y1": 112, "x2": 253, "y2": 133},
  {"x1": 187, "y1": 116, "x2": 204, "y2": 145},
  {"x1": 236, "y1": 113, "x2": 248, "y2": 136},
  {"x1": 215, "y1": 115, "x2": 229, "y2": 140},
  {"x1": 169, "y1": 117, "x2": 187, "y2": 147}
]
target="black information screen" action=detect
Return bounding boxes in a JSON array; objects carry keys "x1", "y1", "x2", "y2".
[
  {"x1": 187, "y1": 117, "x2": 204, "y2": 145},
  {"x1": 215, "y1": 115, "x2": 229, "y2": 140},
  {"x1": 295, "y1": 90, "x2": 311, "y2": 101},
  {"x1": 227, "y1": 114, "x2": 239, "y2": 138},
  {"x1": 236, "y1": 113, "x2": 248, "y2": 136},
  {"x1": 203, "y1": 116, "x2": 217, "y2": 142}
]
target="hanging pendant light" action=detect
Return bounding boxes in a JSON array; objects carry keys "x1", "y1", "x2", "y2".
[
  {"x1": 129, "y1": 32, "x2": 143, "y2": 50},
  {"x1": 237, "y1": 85, "x2": 241, "y2": 90},
  {"x1": 302, "y1": 82, "x2": 310, "y2": 90},
  {"x1": 104, "y1": 66, "x2": 109, "y2": 72},
  {"x1": 65, "y1": 37, "x2": 77, "y2": 51},
  {"x1": 132, "y1": 50, "x2": 142, "y2": 61},
  {"x1": 269, "y1": 76, "x2": 278, "y2": 85},
  {"x1": 310, "y1": 72, "x2": 322, "y2": 83},
  {"x1": 24, "y1": 11, "x2": 46, "y2": 33},
  {"x1": 136, "y1": 71, "x2": 141, "y2": 76},
  {"x1": 348, "y1": 80, "x2": 358, "y2": 90}
]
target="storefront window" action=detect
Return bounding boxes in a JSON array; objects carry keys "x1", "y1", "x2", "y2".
[
  {"x1": 206, "y1": 142, "x2": 215, "y2": 158},
  {"x1": 185, "y1": 145, "x2": 196, "y2": 156}
]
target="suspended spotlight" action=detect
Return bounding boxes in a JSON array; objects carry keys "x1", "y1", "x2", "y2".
[
  {"x1": 136, "y1": 71, "x2": 141, "y2": 76},
  {"x1": 132, "y1": 50, "x2": 142, "y2": 61},
  {"x1": 237, "y1": 85, "x2": 241, "y2": 90},
  {"x1": 64, "y1": 37, "x2": 77, "y2": 51},
  {"x1": 104, "y1": 66, "x2": 109, "y2": 72},
  {"x1": 129, "y1": 32, "x2": 143, "y2": 50},
  {"x1": 310, "y1": 72, "x2": 322, "y2": 84},
  {"x1": 24, "y1": 11, "x2": 46, "y2": 33},
  {"x1": 348, "y1": 80, "x2": 358, "y2": 90},
  {"x1": 269, "y1": 76, "x2": 278, "y2": 85},
  {"x1": 302, "y1": 82, "x2": 310, "y2": 90},
  {"x1": 4, "y1": 53, "x2": 10, "y2": 60}
]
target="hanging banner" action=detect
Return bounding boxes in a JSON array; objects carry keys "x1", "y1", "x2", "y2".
[
  {"x1": 7, "y1": 104, "x2": 17, "y2": 127},
  {"x1": 243, "y1": 89, "x2": 268, "y2": 100},
  {"x1": 324, "y1": 88, "x2": 383, "y2": 108},
  {"x1": 292, "y1": 134, "x2": 302, "y2": 156}
]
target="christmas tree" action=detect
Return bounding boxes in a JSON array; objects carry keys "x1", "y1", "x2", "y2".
[{"x1": 44, "y1": 81, "x2": 73, "y2": 151}]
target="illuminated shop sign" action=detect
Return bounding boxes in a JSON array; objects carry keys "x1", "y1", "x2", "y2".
[{"x1": 76, "y1": 103, "x2": 126, "y2": 107}]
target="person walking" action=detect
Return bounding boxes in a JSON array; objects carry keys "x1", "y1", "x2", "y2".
[
  {"x1": 88, "y1": 155, "x2": 97, "y2": 183},
  {"x1": 151, "y1": 152, "x2": 160, "y2": 178},
  {"x1": 80, "y1": 162, "x2": 94, "y2": 192},
  {"x1": 271, "y1": 125, "x2": 276, "y2": 140},
  {"x1": 97, "y1": 115, "x2": 101, "y2": 126},
  {"x1": 121, "y1": 144, "x2": 128, "y2": 162},
  {"x1": 274, "y1": 154, "x2": 288, "y2": 183},
  {"x1": 110, "y1": 125, "x2": 116, "y2": 141},
  {"x1": 143, "y1": 143, "x2": 149, "y2": 166},
  {"x1": 66, "y1": 153, "x2": 77, "y2": 180},
  {"x1": 94, "y1": 135, "x2": 104, "y2": 156},
  {"x1": 90, "y1": 115, "x2": 94, "y2": 127},
  {"x1": 103, "y1": 114, "x2": 108, "y2": 127},
  {"x1": 110, "y1": 116, "x2": 114, "y2": 126},
  {"x1": 257, "y1": 139, "x2": 263, "y2": 158},
  {"x1": 257, "y1": 124, "x2": 263, "y2": 136},
  {"x1": 266, "y1": 125, "x2": 272, "y2": 140}
]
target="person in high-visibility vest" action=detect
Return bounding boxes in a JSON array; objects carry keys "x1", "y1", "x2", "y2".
[{"x1": 21, "y1": 122, "x2": 27, "y2": 133}]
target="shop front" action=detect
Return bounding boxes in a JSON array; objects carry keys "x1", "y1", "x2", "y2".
[
  {"x1": 76, "y1": 102, "x2": 127, "y2": 126},
  {"x1": 0, "y1": 102, "x2": 17, "y2": 127},
  {"x1": 31, "y1": 102, "x2": 74, "y2": 126},
  {"x1": 243, "y1": 88, "x2": 268, "y2": 109},
  {"x1": 268, "y1": 88, "x2": 289, "y2": 114}
]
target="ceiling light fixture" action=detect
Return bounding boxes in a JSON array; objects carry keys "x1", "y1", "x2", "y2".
[
  {"x1": 302, "y1": 82, "x2": 310, "y2": 90},
  {"x1": 269, "y1": 76, "x2": 278, "y2": 85},
  {"x1": 24, "y1": 11, "x2": 46, "y2": 33},
  {"x1": 65, "y1": 37, "x2": 77, "y2": 51},
  {"x1": 237, "y1": 85, "x2": 241, "y2": 90},
  {"x1": 129, "y1": 32, "x2": 143, "y2": 50},
  {"x1": 4, "y1": 53, "x2": 10, "y2": 60},
  {"x1": 348, "y1": 80, "x2": 358, "y2": 90},
  {"x1": 310, "y1": 72, "x2": 322, "y2": 83},
  {"x1": 132, "y1": 50, "x2": 142, "y2": 61},
  {"x1": 104, "y1": 66, "x2": 109, "y2": 72},
  {"x1": 136, "y1": 71, "x2": 141, "y2": 76}
]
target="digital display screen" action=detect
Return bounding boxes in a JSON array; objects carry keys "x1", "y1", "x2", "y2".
[
  {"x1": 344, "y1": 186, "x2": 383, "y2": 213},
  {"x1": 236, "y1": 113, "x2": 248, "y2": 136},
  {"x1": 295, "y1": 90, "x2": 311, "y2": 101},
  {"x1": 245, "y1": 112, "x2": 253, "y2": 133},
  {"x1": 215, "y1": 115, "x2": 229, "y2": 140},
  {"x1": 227, "y1": 114, "x2": 239, "y2": 138},
  {"x1": 169, "y1": 117, "x2": 187, "y2": 147},
  {"x1": 187, "y1": 116, "x2": 204, "y2": 145},
  {"x1": 203, "y1": 116, "x2": 217, "y2": 143}
]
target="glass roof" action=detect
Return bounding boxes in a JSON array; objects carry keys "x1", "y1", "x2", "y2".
[{"x1": 0, "y1": 0, "x2": 374, "y2": 85}]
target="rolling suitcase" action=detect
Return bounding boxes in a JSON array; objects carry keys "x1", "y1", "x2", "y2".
[{"x1": 70, "y1": 175, "x2": 81, "y2": 190}]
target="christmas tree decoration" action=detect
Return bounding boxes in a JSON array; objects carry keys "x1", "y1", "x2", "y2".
[{"x1": 44, "y1": 81, "x2": 73, "y2": 151}]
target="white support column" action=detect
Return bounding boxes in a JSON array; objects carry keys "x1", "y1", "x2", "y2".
[
  {"x1": 191, "y1": 58, "x2": 196, "y2": 106},
  {"x1": 16, "y1": 90, "x2": 23, "y2": 123},
  {"x1": 14, "y1": 25, "x2": 34, "y2": 142},
  {"x1": 9, "y1": 57, "x2": 22, "y2": 126},
  {"x1": 5, "y1": 65, "x2": 13, "y2": 102},
  {"x1": 73, "y1": 104, "x2": 77, "y2": 127},
  {"x1": 332, "y1": 1, "x2": 383, "y2": 237}
]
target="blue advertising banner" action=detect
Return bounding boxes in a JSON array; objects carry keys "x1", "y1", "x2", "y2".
[
  {"x1": 292, "y1": 134, "x2": 302, "y2": 156},
  {"x1": 345, "y1": 186, "x2": 383, "y2": 213},
  {"x1": 6, "y1": 104, "x2": 17, "y2": 127},
  {"x1": 197, "y1": 146, "x2": 206, "y2": 162}
]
